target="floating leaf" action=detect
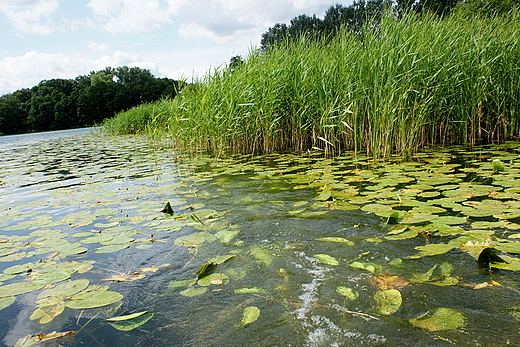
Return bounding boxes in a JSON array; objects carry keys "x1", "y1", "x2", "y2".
[
  {"x1": 38, "y1": 279, "x2": 90, "y2": 299},
  {"x1": 105, "y1": 311, "x2": 154, "y2": 331},
  {"x1": 250, "y1": 247, "x2": 274, "y2": 266},
  {"x1": 179, "y1": 287, "x2": 207, "y2": 297},
  {"x1": 492, "y1": 159, "x2": 505, "y2": 172},
  {"x1": 314, "y1": 254, "x2": 339, "y2": 266},
  {"x1": 3, "y1": 262, "x2": 34, "y2": 275},
  {"x1": 408, "y1": 244, "x2": 453, "y2": 259},
  {"x1": 0, "y1": 296, "x2": 15, "y2": 311},
  {"x1": 409, "y1": 307, "x2": 465, "y2": 331},
  {"x1": 94, "y1": 244, "x2": 129, "y2": 253},
  {"x1": 15, "y1": 331, "x2": 76, "y2": 347},
  {"x1": 240, "y1": 306, "x2": 260, "y2": 326},
  {"x1": 316, "y1": 187, "x2": 332, "y2": 201},
  {"x1": 350, "y1": 261, "x2": 380, "y2": 274},
  {"x1": 198, "y1": 273, "x2": 229, "y2": 286},
  {"x1": 477, "y1": 248, "x2": 507, "y2": 268},
  {"x1": 65, "y1": 290, "x2": 123, "y2": 309},
  {"x1": 162, "y1": 202, "x2": 174, "y2": 214},
  {"x1": 30, "y1": 303, "x2": 65, "y2": 324},
  {"x1": 208, "y1": 255, "x2": 236, "y2": 264},
  {"x1": 0, "y1": 281, "x2": 46, "y2": 298},
  {"x1": 374, "y1": 289, "x2": 402, "y2": 315},
  {"x1": 168, "y1": 278, "x2": 197, "y2": 289},
  {"x1": 373, "y1": 275, "x2": 409, "y2": 290},
  {"x1": 234, "y1": 287, "x2": 267, "y2": 294},
  {"x1": 102, "y1": 274, "x2": 146, "y2": 282},
  {"x1": 336, "y1": 286, "x2": 359, "y2": 301},
  {"x1": 196, "y1": 262, "x2": 218, "y2": 279},
  {"x1": 215, "y1": 229, "x2": 240, "y2": 243},
  {"x1": 316, "y1": 237, "x2": 354, "y2": 245}
]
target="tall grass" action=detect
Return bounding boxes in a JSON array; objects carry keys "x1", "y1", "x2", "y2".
[{"x1": 103, "y1": 10, "x2": 520, "y2": 158}]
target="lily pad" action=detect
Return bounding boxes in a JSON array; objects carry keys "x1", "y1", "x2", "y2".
[
  {"x1": 240, "y1": 306, "x2": 260, "y2": 326},
  {"x1": 317, "y1": 237, "x2": 354, "y2": 245},
  {"x1": 38, "y1": 279, "x2": 90, "y2": 299},
  {"x1": 336, "y1": 286, "x2": 359, "y2": 301},
  {"x1": 314, "y1": 254, "x2": 339, "y2": 266},
  {"x1": 179, "y1": 287, "x2": 207, "y2": 297},
  {"x1": 374, "y1": 289, "x2": 402, "y2": 315},
  {"x1": 65, "y1": 290, "x2": 123, "y2": 309},
  {"x1": 408, "y1": 244, "x2": 453, "y2": 259},
  {"x1": 0, "y1": 296, "x2": 15, "y2": 311},
  {"x1": 409, "y1": 307, "x2": 465, "y2": 331},
  {"x1": 30, "y1": 303, "x2": 65, "y2": 324}
]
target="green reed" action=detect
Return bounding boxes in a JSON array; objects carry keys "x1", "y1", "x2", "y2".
[{"x1": 103, "y1": 10, "x2": 520, "y2": 158}]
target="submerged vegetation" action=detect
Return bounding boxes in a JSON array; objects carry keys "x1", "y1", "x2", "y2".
[{"x1": 104, "y1": 9, "x2": 520, "y2": 159}]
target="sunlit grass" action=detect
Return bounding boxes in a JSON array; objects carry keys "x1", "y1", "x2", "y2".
[{"x1": 103, "y1": 10, "x2": 520, "y2": 158}]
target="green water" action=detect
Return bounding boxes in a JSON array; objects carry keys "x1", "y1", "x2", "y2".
[{"x1": 1, "y1": 131, "x2": 520, "y2": 346}]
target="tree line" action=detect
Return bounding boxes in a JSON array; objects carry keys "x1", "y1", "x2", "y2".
[
  {"x1": 260, "y1": 0, "x2": 519, "y2": 50},
  {"x1": 0, "y1": 66, "x2": 185, "y2": 135}
]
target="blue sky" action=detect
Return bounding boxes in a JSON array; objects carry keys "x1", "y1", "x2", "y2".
[{"x1": 0, "y1": 0, "x2": 351, "y2": 96}]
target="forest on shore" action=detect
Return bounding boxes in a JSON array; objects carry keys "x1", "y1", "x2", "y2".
[{"x1": 0, "y1": 66, "x2": 184, "y2": 135}]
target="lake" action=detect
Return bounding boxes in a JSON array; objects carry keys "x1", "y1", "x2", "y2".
[{"x1": 1, "y1": 129, "x2": 520, "y2": 346}]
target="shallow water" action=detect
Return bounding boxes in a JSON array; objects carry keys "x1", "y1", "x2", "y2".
[{"x1": 1, "y1": 131, "x2": 520, "y2": 347}]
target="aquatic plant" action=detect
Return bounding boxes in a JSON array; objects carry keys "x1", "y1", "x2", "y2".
[{"x1": 104, "y1": 10, "x2": 520, "y2": 159}]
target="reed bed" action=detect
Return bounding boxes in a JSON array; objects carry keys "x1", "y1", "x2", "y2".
[{"x1": 103, "y1": 10, "x2": 520, "y2": 158}]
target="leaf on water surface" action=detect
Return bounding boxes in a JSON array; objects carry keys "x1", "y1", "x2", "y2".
[
  {"x1": 0, "y1": 296, "x2": 15, "y2": 311},
  {"x1": 316, "y1": 187, "x2": 332, "y2": 201},
  {"x1": 372, "y1": 274, "x2": 409, "y2": 291},
  {"x1": 409, "y1": 307, "x2": 465, "y2": 331},
  {"x1": 316, "y1": 237, "x2": 354, "y2": 245},
  {"x1": 94, "y1": 244, "x2": 130, "y2": 253},
  {"x1": 168, "y1": 278, "x2": 197, "y2": 289},
  {"x1": 0, "y1": 281, "x2": 46, "y2": 298},
  {"x1": 3, "y1": 262, "x2": 34, "y2": 275},
  {"x1": 37, "y1": 279, "x2": 90, "y2": 299},
  {"x1": 350, "y1": 261, "x2": 380, "y2": 274},
  {"x1": 140, "y1": 264, "x2": 170, "y2": 273},
  {"x1": 374, "y1": 289, "x2": 402, "y2": 315},
  {"x1": 250, "y1": 247, "x2": 274, "y2": 266},
  {"x1": 161, "y1": 202, "x2": 174, "y2": 214},
  {"x1": 102, "y1": 274, "x2": 146, "y2": 282},
  {"x1": 65, "y1": 290, "x2": 123, "y2": 309},
  {"x1": 196, "y1": 262, "x2": 218, "y2": 279},
  {"x1": 400, "y1": 213, "x2": 438, "y2": 224},
  {"x1": 179, "y1": 287, "x2": 207, "y2": 297},
  {"x1": 174, "y1": 232, "x2": 214, "y2": 247},
  {"x1": 104, "y1": 311, "x2": 154, "y2": 331},
  {"x1": 81, "y1": 234, "x2": 114, "y2": 244},
  {"x1": 198, "y1": 273, "x2": 229, "y2": 286},
  {"x1": 477, "y1": 248, "x2": 507, "y2": 268},
  {"x1": 314, "y1": 254, "x2": 339, "y2": 266},
  {"x1": 489, "y1": 255, "x2": 520, "y2": 271},
  {"x1": 15, "y1": 331, "x2": 76, "y2": 347},
  {"x1": 208, "y1": 255, "x2": 236, "y2": 264},
  {"x1": 492, "y1": 159, "x2": 505, "y2": 172},
  {"x1": 408, "y1": 244, "x2": 453, "y2": 259},
  {"x1": 234, "y1": 287, "x2": 267, "y2": 294},
  {"x1": 239, "y1": 306, "x2": 260, "y2": 326},
  {"x1": 215, "y1": 229, "x2": 240, "y2": 243},
  {"x1": 336, "y1": 286, "x2": 359, "y2": 301},
  {"x1": 30, "y1": 302, "x2": 65, "y2": 324}
]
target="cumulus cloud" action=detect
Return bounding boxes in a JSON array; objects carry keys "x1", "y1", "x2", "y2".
[
  {"x1": 0, "y1": 50, "x2": 158, "y2": 95},
  {"x1": 0, "y1": 0, "x2": 60, "y2": 35},
  {"x1": 87, "y1": 41, "x2": 111, "y2": 54},
  {"x1": 87, "y1": 0, "x2": 173, "y2": 34}
]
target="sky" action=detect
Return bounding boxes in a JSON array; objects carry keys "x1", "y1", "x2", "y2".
[{"x1": 0, "y1": 0, "x2": 352, "y2": 96}]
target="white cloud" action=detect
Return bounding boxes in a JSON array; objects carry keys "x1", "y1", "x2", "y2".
[
  {"x1": 87, "y1": 0, "x2": 173, "y2": 34},
  {"x1": 0, "y1": 50, "x2": 158, "y2": 95},
  {"x1": 87, "y1": 41, "x2": 111, "y2": 54},
  {"x1": 0, "y1": 0, "x2": 59, "y2": 35}
]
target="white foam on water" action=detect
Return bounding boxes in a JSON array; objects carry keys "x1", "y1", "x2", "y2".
[{"x1": 292, "y1": 251, "x2": 387, "y2": 346}]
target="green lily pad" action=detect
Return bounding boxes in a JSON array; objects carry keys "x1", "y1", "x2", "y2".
[
  {"x1": 215, "y1": 229, "x2": 240, "y2": 243},
  {"x1": 336, "y1": 286, "x2": 359, "y2": 301},
  {"x1": 65, "y1": 290, "x2": 123, "y2": 309},
  {"x1": 409, "y1": 307, "x2": 465, "y2": 331},
  {"x1": 317, "y1": 237, "x2": 354, "y2": 245},
  {"x1": 198, "y1": 273, "x2": 229, "y2": 286},
  {"x1": 314, "y1": 254, "x2": 339, "y2": 266},
  {"x1": 374, "y1": 289, "x2": 402, "y2": 315},
  {"x1": 240, "y1": 306, "x2": 260, "y2": 326},
  {"x1": 168, "y1": 278, "x2": 197, "y2": 289},
  {"x1": 234, "y1": 287, "x2": 267, "y2": 294},
  {"x1": 179, "y1": 287, "x2": 207, "y2": 297},
  {"x1": 0, "y1": 281, "x2": 46, "y2": 297},
  {"x1": 38, "y1": 279, "x2": 90, "y2": 299},
  {"x1": 30, "y1": 303, "x2": 65, "y2": 324},
  {"x1": 3, "y1": 262, "x2": 34, "y2": 275},
  {"x1": 350, "y1": 261, "x2": 380, "y2": 274},
  {"x1": 208, "y1": 255, "x2": 236, "y2": 264},
  {"x1": 104, "y1": 311, "x2": 154, "y2": 331},
  {"x1": 94, "y1": 244, "x2": 130, "y2": 253},
  {"x1": 408, "y1": 244, "x2": 453, "y2": 259},
  {"x1": 432, "y1": 216, "x2": 467, "y2": 225},
  {"x1": 0, "y1": 296, "x2": 15, "y2": 311}
]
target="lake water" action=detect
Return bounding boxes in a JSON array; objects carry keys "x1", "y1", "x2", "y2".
[{"x1": 1, "y1": 129, "x2": 520, "y2": 346}]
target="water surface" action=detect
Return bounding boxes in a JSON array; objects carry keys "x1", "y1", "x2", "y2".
[{"x1": 1, "y1": 131, "x2": 520, "y2": 347}]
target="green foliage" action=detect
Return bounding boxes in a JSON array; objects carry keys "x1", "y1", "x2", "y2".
[
  {"x1": 0, "y1": 66, "x2": 184, "y2": 135},
  {"x1": 106, "y1": 9, "x2": 520, "y2": 159}
]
